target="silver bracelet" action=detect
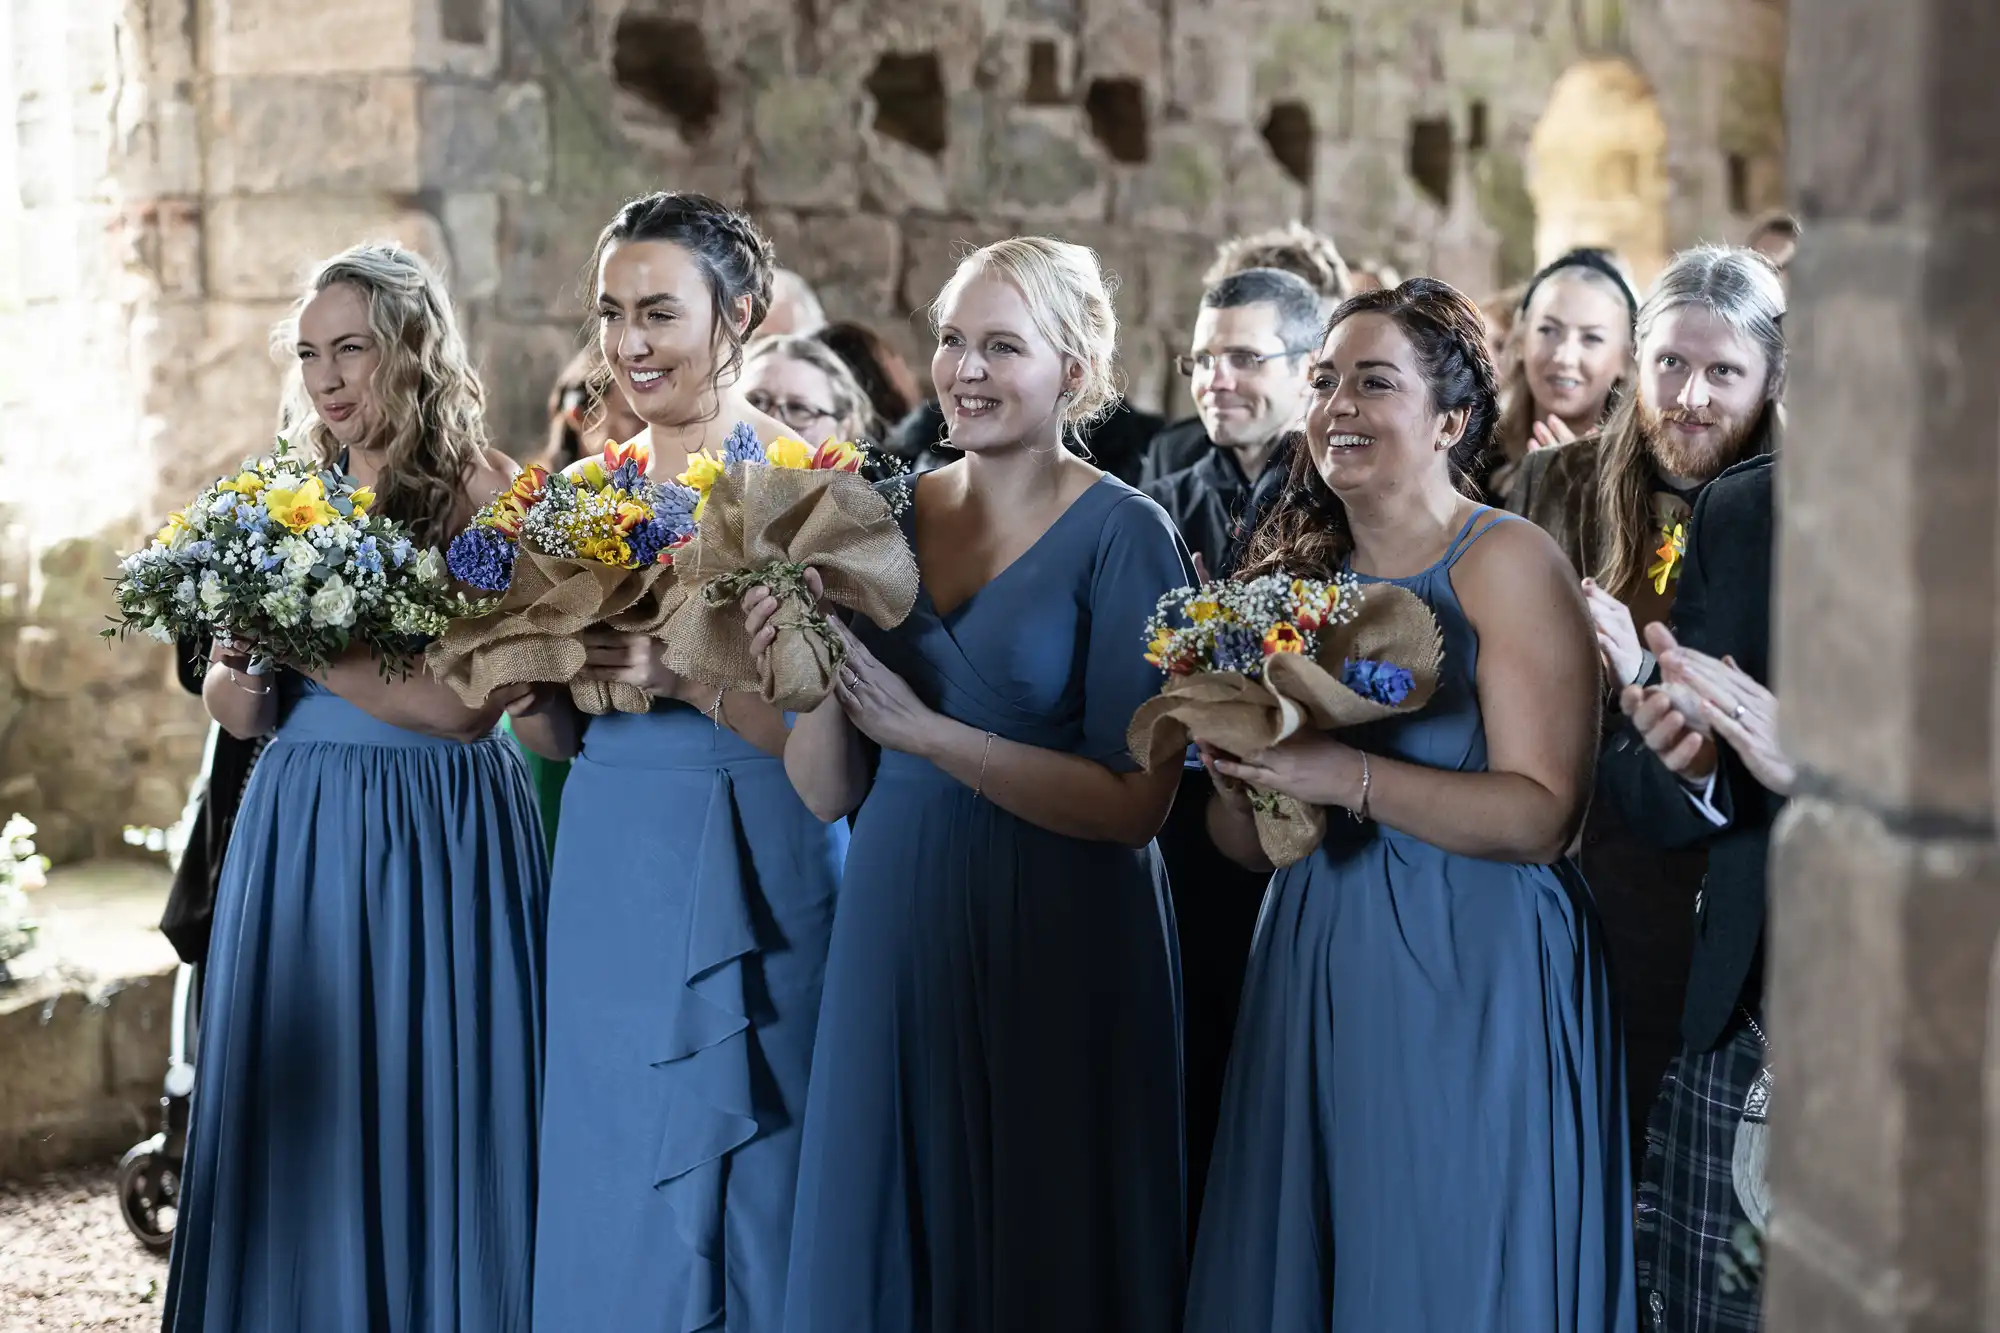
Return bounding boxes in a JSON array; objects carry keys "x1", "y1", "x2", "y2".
[
  {"x1": 707, "y1": 686, "x2": 726, "y2": 730},
  {"x1": 226, "y1": 664, "x2": 271, "y2": 695},
  {"x1": 1348, "y1": 752, "x2": 1371, "y2": 822},
  {"x1": 974, "y1": 731, "x2": 994, "y2": 798}
]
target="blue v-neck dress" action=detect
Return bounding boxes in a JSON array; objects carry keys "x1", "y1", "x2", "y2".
[{"x1": 782, "y1": 474, "x2": 1194, "y2": 1333}]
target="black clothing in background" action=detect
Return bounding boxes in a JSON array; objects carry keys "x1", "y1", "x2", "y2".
[
  {"x1": 160, "y1": 635, "x2": 266, "y2": 966},
  {"x1": 1142, "y1": 448, "x2": 1256, "y2": 578},
  {"x1": 1601, "y1": 453, "x2": 1778, "y2": 1053},
  {"x1": 1140, "y1": 417, "x2": 1212, "y2": 488}
]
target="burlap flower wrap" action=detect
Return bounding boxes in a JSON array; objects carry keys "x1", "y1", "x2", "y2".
[
  {"x1": 661, "y1": 464, "x2": 920, "y2": 712},
  {"x1": 1126, "y1": 580, "x2": 1446, "y2": 866},
  {"x1": 426, "y1": 553, "x2": 688, "y2": 715}
]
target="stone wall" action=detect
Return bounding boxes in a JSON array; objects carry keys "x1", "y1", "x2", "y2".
[
  {"x1": 1765, "y1": 1, "x2": 2000, "y2": 1328},
  {"x1": 0, "y1": 0, "x2": 1787, "y2": 862}
]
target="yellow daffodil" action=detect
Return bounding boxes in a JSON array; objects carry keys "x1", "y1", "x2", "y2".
[
  {"x1": 1648, "y1": 522, "x2": 1687, "y2": 595},
  {"x1": 1262, "y1": 622, "x2": 1305, "y2": 657},
  {"x1": 154, "y1": 510, "x2": 191, "y2": 546},
  {"x1": 263, "y1": 476, "x2": 341, "y2": 533},
  {"x1": 677, "y1": 451, "x2": 726, "y2": 519},
  {"x1": 348, "y1": 485, "x2": 375, "y2": 516},
  {"x1": 810, "y1": 439, "x2": 864, "y2": 472},
  {"x1": 1144, "y1": 628, "x2": 1176, "y2": 667},
  {"x1": 1188, "y1": 597, "x2": 1221, "y2": 623},
  {"x1": 576, "y1": 459, "x2": 609, "y2": 491},
  {"x1": 765, "y1": 436, "x2": 813, "y2": 470},
  {"x1": 217, "y1": 471, "x2": 264, "y2": 497}
]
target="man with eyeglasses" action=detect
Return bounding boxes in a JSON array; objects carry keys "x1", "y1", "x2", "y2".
[
  {"x1": 1143, "y1": 267, "x2": 1324, "y2": 577},
  {"x1": 1141, "y1": 265, "x2": 1325, "y2": 1246}
]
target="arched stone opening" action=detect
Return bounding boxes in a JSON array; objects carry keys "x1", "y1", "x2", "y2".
[{"x1": 1526, "y1": 58, "x2": 1669, "y2": 287}]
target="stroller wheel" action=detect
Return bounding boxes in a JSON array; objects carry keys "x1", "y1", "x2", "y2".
[{"x1": 117, "y1": 1137, "x2": 179, "y2": 1253}]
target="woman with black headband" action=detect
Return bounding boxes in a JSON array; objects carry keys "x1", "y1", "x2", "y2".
[{"x1": 1490, "y1": 248, "x2": 1638, "y2": 500}]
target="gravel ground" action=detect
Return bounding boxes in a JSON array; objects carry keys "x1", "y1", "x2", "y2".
[{"x1": 0, "y1": 1169, "x2": 168, "y2": 1330}]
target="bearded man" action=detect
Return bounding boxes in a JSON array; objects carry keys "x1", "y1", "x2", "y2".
[{"x1": 1506, "y1": 245, "x2": 1787, "y2": 1208}]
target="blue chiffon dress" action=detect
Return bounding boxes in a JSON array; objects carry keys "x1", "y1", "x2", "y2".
[
  {"x1": 1184, "y1": 508, "x2": 1636, "y2": 1332},
  {"x1": 164, "y1": 677, "x2": 548, "y2": 1333},
  {"x1": 782, "y1": 474, "x2": 1193, "y2": 1333},
  {"x1": 532, "y1": 703, "x2": 848, "y2": 1331}
]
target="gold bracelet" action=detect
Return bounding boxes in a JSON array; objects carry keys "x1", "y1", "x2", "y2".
[
  {"x1": 974, "y1": 731, "x2": 994, "y2": 798},
  {"x1": 227, "y1": 665, "x2": 271, "y2": 695}
]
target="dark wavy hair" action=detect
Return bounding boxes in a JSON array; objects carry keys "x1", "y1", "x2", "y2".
[
  {"x1": 584, "y1": 192, "x2": 776, "y2": 417},
  {"x1": 1238, "y1": 277, "x2": 1500, "y2": 581}
]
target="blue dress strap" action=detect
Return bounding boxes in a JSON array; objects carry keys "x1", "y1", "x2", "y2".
[{"x1": 1439, "y1": 505, "x2": 1520, "y2": 569}]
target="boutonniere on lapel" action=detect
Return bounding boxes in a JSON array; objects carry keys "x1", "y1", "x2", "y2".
[{"x1": 1646, "y1": 492, "x2": 1692, "y2": 595}]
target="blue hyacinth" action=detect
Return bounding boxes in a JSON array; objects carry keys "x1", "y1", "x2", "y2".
[
  {"x1": 1343, "y1": 658, "x2": 1415, "y2": 706},
  {"x1": 1213, "y1": 625, "x2": 1263, "y2": 676},
  {"x1": 649, "y1": 479, "x2": 698, "y2": 533},
  {"x1": 609, "y1": 458, "x2": 646, "y2": 492},
  {"x1": 721, "y1": 420, "x2": 764, "y2": 465},
  {"x1": 445, "y1": 525, "x2": 517, "y2": 592},
  {"x1": 624, "y1": 516, "x2": 679, "y2": 567}
]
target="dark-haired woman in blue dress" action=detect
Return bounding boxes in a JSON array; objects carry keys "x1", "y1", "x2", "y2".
[
  {"x1": 1186, "y1": 279, "x2": 1634, "y2": 1331},
  {"x1": 167, "y1": 243, "x2": 551, "y2": 1332},
  {"x1": 518, "y1": 193, "x2": 850, "y2": 1333},
  {"x1": 747, "y1": 237, "x2": 1191, "y2": 1333}
]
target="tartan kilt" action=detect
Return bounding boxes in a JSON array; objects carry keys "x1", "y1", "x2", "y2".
[{"x1": 1634, "y1": 1025, "x2": 1767, "y2": 1332}]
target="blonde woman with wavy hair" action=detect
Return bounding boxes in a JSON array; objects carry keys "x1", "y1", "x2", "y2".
[
  {"x1": 167, "y1": 241, "x2": 554, "y2": 1333},
  {"x1": 745, "y1": 236, "x2": 1193, "y2": 1331}
]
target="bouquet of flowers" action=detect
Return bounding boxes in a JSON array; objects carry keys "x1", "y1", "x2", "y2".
[
  {"x1": 426, "y1": 439, "x2": 701, "y2": 714},
  {"x1": 0, "y1": 814, "x2": 48, "y2": 980},
  {"x1": 659, "y1": 423, "x2": 919, "y2": 712},
  {"x1": 1126, "y1": 572, "x2": 1445, "y2": 866},
  {"x1": 104, "y1": 439, "x2": 479, "y2": 676}
]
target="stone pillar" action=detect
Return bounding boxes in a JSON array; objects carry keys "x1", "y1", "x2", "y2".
[{"x1": 1766, "y1": 2, "x2": 2000, "y2": 1330}]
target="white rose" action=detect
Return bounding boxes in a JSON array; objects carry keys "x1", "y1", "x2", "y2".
[
  {"x1": 309, "y1": 575, "x2": 358, "y2": 629},
  {"x1": 413, "y1": 548, "x2": 446, "y2": 583},
  {"x1": 280, "y1": 537, "x2": 317, "y2": 577},
  {"x1": 198, "y1": 571, "x2": 228, "y2": 610}
]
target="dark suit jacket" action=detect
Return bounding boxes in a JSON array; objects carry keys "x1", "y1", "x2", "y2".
[
  {"x1": 1140, "y1": 417, "x2": 1212, "y2": 487},
  {"x1": 1143, "y1": 446, "x2": 1259, "y2": 576},
  {"x1": 161, "y1": 636, "x2": 265, "y2": 966},
  {"x1": 1601, "y1": 453, "x2": 1778, "y2": 1052}
]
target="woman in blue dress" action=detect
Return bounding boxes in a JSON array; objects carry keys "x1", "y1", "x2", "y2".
[
  {"x1": 166, "y1": 243, "x2": 553, "y2": 1332},
  {"x1": 519, "y1": 193, "x2": 850, "y2": 1333},
  {"x1": 744, "y1": 237, "x2": 1192, "y2": 1332},
  {"x1": 1183, "y1": 278, "x2": 1635, "y2": 1332}
]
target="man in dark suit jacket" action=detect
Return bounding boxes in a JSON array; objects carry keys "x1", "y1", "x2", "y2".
[{"x1": 1602, "y1": 451, "x2": 1785, "y2": 1332}]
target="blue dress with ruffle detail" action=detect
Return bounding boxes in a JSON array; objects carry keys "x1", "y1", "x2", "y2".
[{"x1": 532, "y1": 694, "x2": 848, "y2": 1332}]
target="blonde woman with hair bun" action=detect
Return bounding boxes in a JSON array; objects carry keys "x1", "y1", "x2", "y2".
[
  {"x1": 165, "y1": 241, "x2": 552, "y2": 1332},
  {"x1": 745, "y1": 235, "x2": 1194, "y2": 1329}
]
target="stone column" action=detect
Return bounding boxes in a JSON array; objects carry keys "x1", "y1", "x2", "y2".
[{"x1": 1766, "y1": 2, "x2": 2000, "y2": 1330}]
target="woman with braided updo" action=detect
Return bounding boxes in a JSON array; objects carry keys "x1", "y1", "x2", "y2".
[
  {"x1": 518, "y1": 193, "x2": 849, "y2": 1332},
  {"x1": 1184, "y1": 280, "x2": 1635, "y2": 1331}
]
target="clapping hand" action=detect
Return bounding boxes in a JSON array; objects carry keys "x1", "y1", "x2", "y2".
[
  {"x1": 1528, "y1": 413, "x2": 1578, "y2": 452},
  {"x1": 1617, "y1": 623, "x2": 1715, "y2": 782},
  {"x1": 1582, "y1": 579, "x2": 1644, "y2": 686},
  {"x1": 1656, "y1": 627, "x2": 1795, "y2": 797}
]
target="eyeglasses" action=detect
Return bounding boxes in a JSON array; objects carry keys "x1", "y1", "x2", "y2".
[
  {"x1": 745, "y1": 391, "x2": 838, "y2": 431},
  {"x1": 1173, "y1": 348, "x2": 1308, "y2": 377}
]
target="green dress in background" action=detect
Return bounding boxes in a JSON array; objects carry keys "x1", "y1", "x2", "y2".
[{"x1": 501, "y1": 715, "x2": 568, "y2": 857}]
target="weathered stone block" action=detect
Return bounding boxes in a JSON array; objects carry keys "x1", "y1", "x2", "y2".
[
  {"x1": 496, "y1": 192, "x2": 627, "y2": 323},
  {"x1": 898, "y1": 216, "x2": 1015, "y2": 314},
  {"x1": 441, "y1": 193, "x2": 502, "y2": 303},
  {"x1": 420, "y1": 80, "x2": 552, "y2": 193},
  {"x1": 1225, "y1": 133, "x2": 1310, "y2": 235},
  {"x1": 204, "y1": 196, "x2": 446, "y2": 303},
  {"x1": 756, "y1": 211, "x2": 902, "y2": 320},
  {"x1": 987, "y1": 108, "x2": 1109, "y2": 224},
  {"x1": 1766, "y1": 798, "x2": 1997, "y2": 1332},
  {"x1": 750, "y1": 76, "x2": 863, "y2": 210},
  {"x1": 1142, "y1": 231, "x2": 1221, "y2": 330},
  {"x1": 1124, "y1": 122, "x2": 1227, "y2": 234},
  {"x1": 208, "y1": 75, "x2": 424, "y2": 194},
  {"x1": 475, "y1": 321, "x2": 585, "y2": 458},
  {"x1": 204, "y1": 0, "x2": 419, "y2": 75},
  {"x1": 861, "y1": 130, "x2": 951, "y2": 214},
  {"x1": 1788, "y1": 0, "x2": 2000, "y2": 223},
  {"x1": 1776, "y1": 220, "x2": 2000, "y2": 824},
  {"x1": 1165, "y1": 17, "x2": 1256, "y2": 121}
]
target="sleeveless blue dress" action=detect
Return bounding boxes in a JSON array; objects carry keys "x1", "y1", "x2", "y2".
[
  {"x1": 165, "y1": 677, "x2": 548, "y2": 1332},
  {"x1": 533, "y1": 703, "x2": 848, "y2": 1332},
  {"x1": 782, "y1": 475, "x2": 1193, "y2": 1333},
  {"x1": 1185, "y1": 509, "x2": 1636, "y2": 1333}
]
